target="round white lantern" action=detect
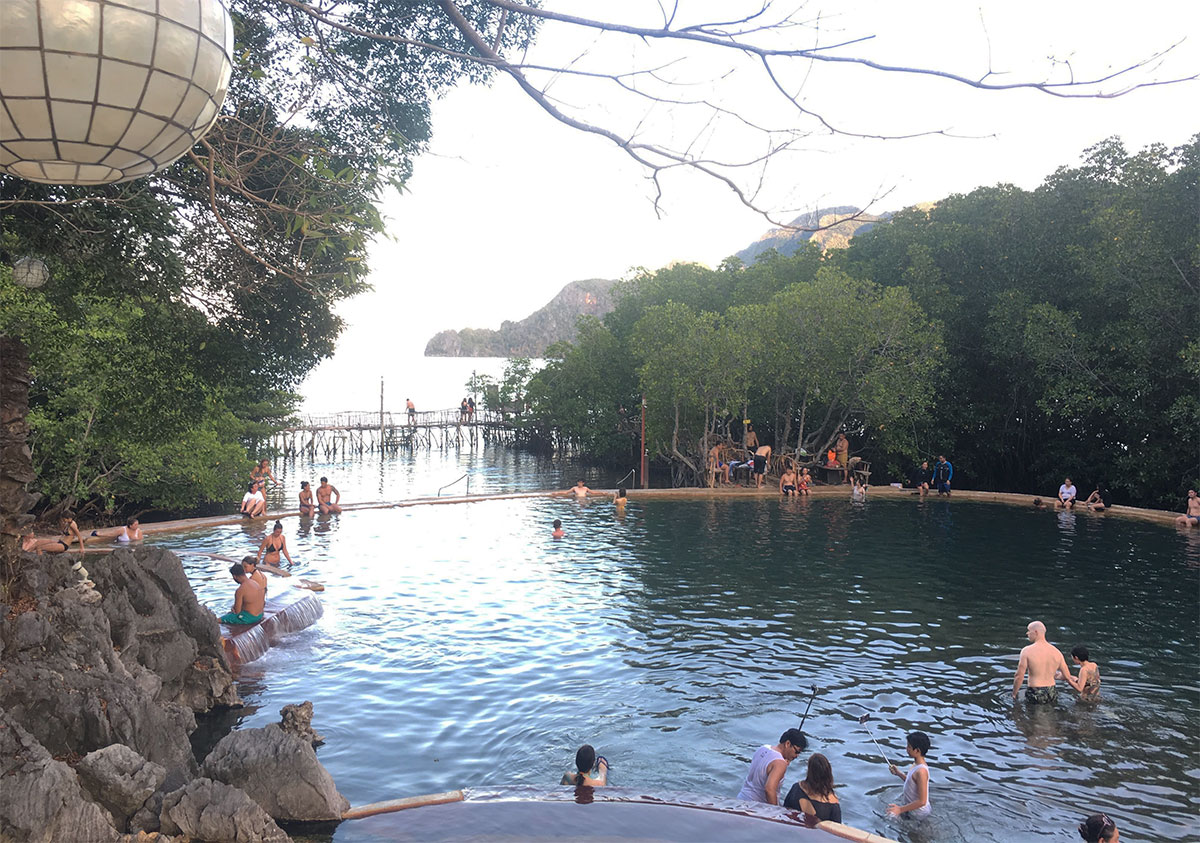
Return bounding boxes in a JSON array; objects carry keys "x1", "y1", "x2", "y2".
[
  {"x1": 12, "y1": 256, "x2": 50, "y2": 288},
  {"x1": 0, "y1": 0, "x2": 234, "y2": 185}
]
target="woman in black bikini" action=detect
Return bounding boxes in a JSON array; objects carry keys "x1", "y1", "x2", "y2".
[
  {"x1": 298, "y1": 481, "x2": 315, "y2": 517},
  {"x1": 256, "y1": 521, "x2": 294, "y2": 567},
  {"x1": 784, "y1": 753, "x2": 842, "y2": 823}
]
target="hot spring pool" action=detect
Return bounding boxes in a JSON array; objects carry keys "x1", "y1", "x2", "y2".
[{"x1": 153, "y1": 493, "x2": 1200, "y2": 841}]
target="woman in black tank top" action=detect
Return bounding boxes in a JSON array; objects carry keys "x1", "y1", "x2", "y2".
[{"x1": 784, "y1": 753, "x2": 842, "y2": 823}]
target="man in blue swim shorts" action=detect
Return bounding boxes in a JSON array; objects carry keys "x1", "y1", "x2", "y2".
[{"x1": 1175, "y1": 488, "x2": 1200, "y2": 527}]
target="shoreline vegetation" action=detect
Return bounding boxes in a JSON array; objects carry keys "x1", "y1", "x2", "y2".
[{"x1": 4, "y1": 136, "x2": 1197, "y2": 524}]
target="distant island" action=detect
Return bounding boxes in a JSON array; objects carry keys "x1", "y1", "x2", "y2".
[
  {"x1": 425, "y1": 206, "x2": 900, "y2": 357},
  {"x1": 425, "y1": 278, "x2": 619, "y2": 357}
]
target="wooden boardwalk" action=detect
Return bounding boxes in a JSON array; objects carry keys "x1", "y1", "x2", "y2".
[{"x1": 270, "y1": 408, "x2": 517, "y2": 458}]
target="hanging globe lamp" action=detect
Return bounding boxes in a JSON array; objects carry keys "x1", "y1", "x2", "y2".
[{"x1": 0, "y1": 0, "x2": 234, "y2": 185}]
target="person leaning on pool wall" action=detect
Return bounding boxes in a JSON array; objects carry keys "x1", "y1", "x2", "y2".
[
  {"x1": 562, "y1": 744, "x2": 608, "y2": 786},
  {"x1": 1078, "y1": 812, "x2": 1119, "y2": 842}
]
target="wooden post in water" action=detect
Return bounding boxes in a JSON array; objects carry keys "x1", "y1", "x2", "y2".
[{"x1": 379, "y1": 377, "x2": 385, "y2": 454}]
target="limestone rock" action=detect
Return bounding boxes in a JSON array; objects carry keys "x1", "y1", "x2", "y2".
[
  {"x1": 90, "y1": 546, "x2": 239, "y2": 711},
  {"x1": 75, "y1": 744, "x2": 166, "y2": 832},
  {"x1": 279, "y1": 700, "x2": 324, "y2": 745},
  {"x1": 202, "y1": 724, "x2": 349, "y2": 821},
  {"x1": 159, "y1": 778, "x2": 290, "y2": 842},
  {"x1": 0, "y1": 707, "x2": 120, "y2": 843}
]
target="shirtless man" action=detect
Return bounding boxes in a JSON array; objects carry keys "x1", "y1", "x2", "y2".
[
  {"x1": 406, "y1": 398, "x2": 416, "y2": 426},
  {"x1": 241, "y1": 555, "x2": 269, "y2": 595},
  {"x1": 316, "y1": 476, "x2": 342, "y2": 514},
  {"x1": 220, "y1": 563, "x2": 265, "y2": 625},
  {"x1": 567, "y1": 480, "x2": 593, "y2": 499},
  {"x1": 744, "y1": 424, "x2": 759, "y2": 451},
  {"x1": 779, "y1": 466, "x2": 797, "y2": 496},
  {"x1": 1012, "y1": 620, "x2": 1072, "y2": 704},
  {"x1": 1175, "y1": 488, "x2": 1200, "y2": 527},
  {"x1": 753, "y1": 444, "x2": 772, "y2": 489}
]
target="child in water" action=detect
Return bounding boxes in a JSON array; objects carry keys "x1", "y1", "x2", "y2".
[
  {"x1": 561, "y1": 744, "x2": 608, "y2": 787},
  {"x1": 887, "y1": 731, "x2": 931, "y2": 818},
  {"x1": 552, "y1": 519, "x2": 564, "y2": 539},
  {"x1": 1063, "y1": 645, "x2": 1101, "y2": 698}
]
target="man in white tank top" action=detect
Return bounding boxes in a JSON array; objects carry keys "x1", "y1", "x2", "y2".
[{"x1": 737, "y1": 728, "x2": 806, "y2": 805}]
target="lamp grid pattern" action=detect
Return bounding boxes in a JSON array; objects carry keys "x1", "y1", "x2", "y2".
[{"x1": 0, "y1": 0, "x2": 233, "y2": 185}]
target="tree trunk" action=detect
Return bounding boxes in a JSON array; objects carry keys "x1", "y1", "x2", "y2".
[{"x1": 0, "y1": 336, "x2": 40, "y2": 569}]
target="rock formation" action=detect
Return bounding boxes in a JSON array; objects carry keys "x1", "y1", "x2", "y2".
[
  {"x1": 203, "y1": 721, "x2": 349, "y2": 821},
  {"x1": 75, "y1": 745, "x2": 167, "y2": 833},
  {"x1": 733, "y1": 205, "x2": 891, "y2": 264},
  {"x1": 425, "y1": 277, "x2": 617, "y2": 357},
  {"x1": 279, "y1": 700, "x2": 325, "y2": 745},
  {"x1": 159, "y1": 778, "x2": 290, "y2": 842}
]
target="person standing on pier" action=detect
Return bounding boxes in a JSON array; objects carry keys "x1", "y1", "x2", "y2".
[
  {"x1": 317, "y1": 477, "x2": 342, "y2": 514},
  {"x1": 406, "y1": 398, "x2": 416, "y2": 426},
  {"x1": 467, "y1": 396, "x2": 476, "y2": 421}
]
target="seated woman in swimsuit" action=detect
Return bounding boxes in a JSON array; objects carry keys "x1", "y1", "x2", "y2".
[
  {"x1": 298, "y1": 481, "x2": 315, "y2": 517},
  {"x1": 784, "y1": 753, "x2": 842, "y2": 823},
  {"x1": 561, "y1": 744, "x2": 608, "y2": 787},
  {"x1": 256, "y1": 521, "x2": 294, "y2": 568},
  {"x1": 91, "y1": 517, "x2": 142, "y2": 542}
]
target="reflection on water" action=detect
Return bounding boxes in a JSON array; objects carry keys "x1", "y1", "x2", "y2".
[{"x1": 152, "y1": 450, "x2": 1200, "y2": 842}]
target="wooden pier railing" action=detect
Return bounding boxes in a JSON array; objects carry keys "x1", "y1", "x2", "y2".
[{"x1": 271, "y1": 407, "x2": 516, "y2": 458}]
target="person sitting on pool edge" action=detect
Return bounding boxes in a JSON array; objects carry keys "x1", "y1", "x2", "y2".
[
  {"x1": 299, "y1": 480, "x2": 315, "y2": 517},
  {"x1": 240, "y1": 482, "x2": 266, "y2": 518},
  {"x1": 1175, "y1": 487, "x2": 1200, "y2": 527},
  {"x1": 1084, "y1": 482, "x2": 1112, "y2": 512},
  {"x1": 779, "y1": 465, "x2": 797, "y2": 496},
  {"x1": 783, "y1": 752, "x2": 841, "y2": 822},
  {"x1": 561, "y1": 744, "x2": 608, "y2": 786},
  {"x1": 1058, "y1": 477, "x2": 1078, "y2": 509},
  {"x1": 241, "y1": 555, "x2": 269, "y2": 595},
  {"x1": 552, "y1": 519, "x2": 564, "y2": 539},
  {"x1": 737, "y1": 728, "x2": 806, "y2": 805},
  {"x1": 1012, "y1": 620, "x2": 1073, "y2": 704},
  {"x1": 220, "y1": 563, "x2": 265, "y2": 625},
  {"x1": 1078, "y1": 812, "x2": 1119, "y2": 842},
  {"x1": 317, "y1": 476, "x2": 342, "y2": 514},
  {"x1": 887, "y1": 731, "x2": 932, "y2": 818}
]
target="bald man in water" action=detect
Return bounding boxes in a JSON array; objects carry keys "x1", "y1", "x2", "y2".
[{"x1": 1012, "y1": 620, "x2": 1072, "y2": 704}]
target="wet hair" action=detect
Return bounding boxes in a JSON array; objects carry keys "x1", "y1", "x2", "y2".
[
  {"x1": 617, "y1": 487, "x2": 627, "y2": 498},
  {"x1": 779, "y1": 728, "x2": 807, "y2": 752},
  {"x1": 1078, "y1": 813, "x2": 1117, "y2": 842},
  {"x1": 1033, "y1": 498, "x2": 1044, "y2": 507},
  {"x1": 241, "y1": 555, "x2": 257, "y2": 566},
  {"x1": 574, "y1": 744, "x2": 596, "y2": 785},
  {"x1": 803, "y1": 753, "x2": 835, "y2": 798},
  {"x1": 320, "y1": 476, "x2": 328, "y2": 483},
  {"x1": 272, "y1": 521, "x2": 283, "y2": 531},
  {"x1": 301, "y1": 481, "x2": 310, "y2": 488},
  {"x1": 126, "y1": 517, "x2": 138, "y2": 528},
  {"x1": 229, "y1": 564, "x2": 245, "y2": 578},
  {"x1": 1071, "y1": 645, "x2": 1090, "y2": 662},
  {"x1": 552, "y1": 519, "x2": 562, "y2": 529},
  {"x1": 906, "y1": 731, "x2": 931, "y2": 755}
]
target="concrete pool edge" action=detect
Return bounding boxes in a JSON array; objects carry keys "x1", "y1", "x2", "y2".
[
  {"x1": 113, "y1": 484, "x2": 1184, "y2": 541},
  {"x1": 340, "y1": 786, "x2": 900, "y2": 843}
]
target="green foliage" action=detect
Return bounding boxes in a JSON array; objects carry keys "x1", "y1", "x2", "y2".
[{"x1": 840, "y1": 135, "x2": 1199, "y2": 507}]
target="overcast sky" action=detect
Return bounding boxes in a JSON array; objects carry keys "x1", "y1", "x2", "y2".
[{"x1": 302, "y1": 0, "x2": 1198, "y2": 410}]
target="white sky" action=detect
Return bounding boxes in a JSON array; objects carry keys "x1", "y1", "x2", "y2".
[{"x1": 302, "y1": 0, "x2": 1199, "y2": 411}]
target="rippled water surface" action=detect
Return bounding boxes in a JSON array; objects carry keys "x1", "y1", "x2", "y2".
[{"x1": 154, "y1": 451, "x2": 1200, "y2": 841}]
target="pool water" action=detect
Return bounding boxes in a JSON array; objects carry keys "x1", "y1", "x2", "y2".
[{"x1": 155, "y1": 454, "x2": 1200, "y2": 842}]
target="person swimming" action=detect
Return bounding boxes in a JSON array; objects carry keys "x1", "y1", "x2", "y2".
[
  {"x1": 552, "y1": 519, "x2": 564, "y2": 539},
  {"x1": 1078, "y1": 812, "x2": 1119, "y2": 842},
  {"x1": 257, "y1": 520, "x2": 294, "y2": 567},
  {"x1": 561, "y1": 744, "x2": 608, "y2": 787},
  {"x1": 614, "y1": 487, "x2": 628, "y2": 507}
]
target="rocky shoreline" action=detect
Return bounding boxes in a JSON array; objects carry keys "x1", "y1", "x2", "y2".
[{"x1": 0, "y1": 547, "x2": 346, "y2": 842}]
